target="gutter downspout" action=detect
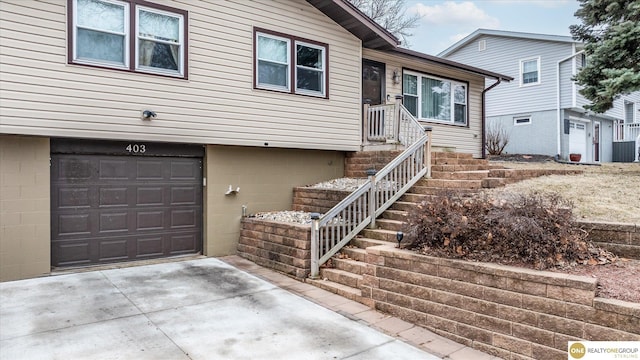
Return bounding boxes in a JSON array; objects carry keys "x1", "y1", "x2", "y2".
[
  {"x1": 482, "y1": 79, "x2": 502, "y2": 158},
  {"x1": 557, "y1": 50, "x2": 585, "y2": 159}
]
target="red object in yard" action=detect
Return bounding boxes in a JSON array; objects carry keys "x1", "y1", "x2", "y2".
[{"x1": 569, "y1": 153, "x2": 581, "y2": 162}]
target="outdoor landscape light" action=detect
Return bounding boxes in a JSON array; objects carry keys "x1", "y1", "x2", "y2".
[{"x1": 396, "y1": 231, "x2": 403, "y2": 248}]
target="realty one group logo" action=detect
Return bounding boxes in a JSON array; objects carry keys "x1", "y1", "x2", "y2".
[{"x1": 569, "y1": 341, "x2": 640, "y2": 360}]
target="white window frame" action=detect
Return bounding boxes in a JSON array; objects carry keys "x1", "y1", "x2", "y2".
[
  {"x1": 514, "y1": 116, "x2": 531, "y2": 126},
  {"x1": 478, "y1": 39, "x2": 486, "y2": 51},
  {"x1": 135, "y1": 5, "x2": 185, "y2": 77},
  {"x1": 71, "y1": 0, "x2": 186, "y2": 78},
  {"x1": 520, "y1": 57, "x2": 541, "y2": 87},
  {"x1": 403, "y1": 70, "x2": 468, "y2": 126},
  {"x1": 294, "y1": 40, "x2": 326, "y2": 97},
  {"x1": 254, "y1": 28, "x2": 328, "y2": 98},
  {"x1": 72, "y1": 0, "x2": 130, "y2": 69},
  {"x1": 255, "y1": 32, "x2": 291, "y2": 92}
]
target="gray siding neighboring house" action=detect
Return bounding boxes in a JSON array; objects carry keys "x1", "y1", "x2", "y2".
[{"x1": 439, "y1": 29, "x2": 640, "y2": 163}]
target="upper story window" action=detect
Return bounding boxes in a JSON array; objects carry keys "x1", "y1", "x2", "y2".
[
  {"x1": 520, "y1": 57, "x2": 540, "y2": 86},
  {"x1": 254, "y1": 28, "x2": 328, "y2": 98},
  {"x1": 579, "y1": 53, "x2": 587, "y2": 69},
  {"x1": 70, "y1": 0, "x2": 187, "y2": 78},
  {"x1": 403, "y1": 71, "x2": 467, "y2": 126}
]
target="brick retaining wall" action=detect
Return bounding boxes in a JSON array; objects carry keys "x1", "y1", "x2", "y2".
[
  {"x1": 237, "y1": 218, "x2": 311, "y2": 279},
  {"x1": 578, "y1": 221, "x2": 640, "y2": 259},
  {"x1": 362, "y1": 245, "x2": 640, "y2": 360},
  {"x1": 292, "y1": 187, "x2": 351, "y2": 213}
]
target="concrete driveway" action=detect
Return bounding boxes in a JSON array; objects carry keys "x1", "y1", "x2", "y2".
[{"x1": 0, "y1": 257, "x2": 441, "y2": 360}]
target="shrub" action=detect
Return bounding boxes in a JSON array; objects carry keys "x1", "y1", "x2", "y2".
[
  {"x1": 486, "y1": 122, "x2": 510, "y2": 155},
  {"x1": 403, "y1": 192, "x2": 614, "y2": 270}
]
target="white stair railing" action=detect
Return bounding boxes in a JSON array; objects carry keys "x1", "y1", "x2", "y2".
[{"x1": 310, "y1": 100, "x2": 431, "y2": 278}]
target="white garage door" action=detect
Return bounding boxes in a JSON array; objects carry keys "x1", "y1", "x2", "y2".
[{"x1": 569, "y1": 122, "x2": 586, "y2": 161}]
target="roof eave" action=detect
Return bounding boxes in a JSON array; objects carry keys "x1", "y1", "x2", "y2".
[
  {"x1": 392, "y1": 47, "x2": 513, "y2": 82},
  {"x1": 306, "y1": 0, "x2": 400, "y2": 49}
]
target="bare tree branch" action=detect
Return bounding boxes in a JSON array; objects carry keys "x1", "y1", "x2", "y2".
[{"x1": 348, "y1": 0, "x2": 421, "y2": 47}]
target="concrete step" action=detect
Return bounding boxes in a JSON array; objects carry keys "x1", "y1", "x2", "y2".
[
  {"x1": 332, "y1": 257, "x2": 367, "y2": 275},
  {"x1": 351, "y1": 237, "x2": 392, "y2": 249},
  {"x1": 431, "y1": 170, "x2": 490, "y2": 180},
  {"x1": 381, "y1": 209, "x2": 408, "y2": 221},
  {"x1": 422, "y1": 179, "x2": 483, "y2": 189},
  {"x1": 340, "y1": 247, "x2": 367, "y2": 262},
  {"x1": 431, "y1": 164, "x2": 493, "y2": 172},
  {"x1": 319, "y1": 268, "x2": 362, "y2": 288},
  {"x1": 375, "y1": 218, "x2": 405, "y2": 232},
  {"x1": 307, "y1": 278, "x2": 369, "y2": 305},
  {"x1": 360, "y1": 228, "x2": 400, "y2": 242},
  {"x1": 400, "y1": 193, "x2": 435, "y2": 203},
  {"x1": 432, "y1": 151, "x2": 474, "y2": 160},
  {"x1": 405, "y1": 185, "x2": 479, "y2": 196},
  {"x1": 390, "y1": 201, "x2": 419, "y2": 212}
]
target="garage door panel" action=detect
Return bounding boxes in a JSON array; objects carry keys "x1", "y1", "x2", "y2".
[
  {"x1": 51, "y1": 146, "x2": 202, "y2": 267},
  {"x1": 136, "y1": 236, "x2": 164, "y2": 257},
  {"x1": 137, "y1": 211, "x2": 165, "y2": 230},
  {"x1": 99, "y1": 159, "x2": 129, "y2": 179},
  {"x1": 57, "y1": 158, "x2": 93, "y2": 181},
  {"x1": 57, "y1": 214, "x2": 91, "y2": 236},
  {"x1": 170, "y1": 233, "x2": 200, "y2": 253},
  {"x1": 54, "y1": 242, "x2": 91, "y2": 266},
  {"x1": 99, "y1": 239, "x2": 129, "y2": 262},
  {"x1": 171, "y1": 160, "x2": 199, "y2": 179},
  {"x1": 171, "y1": 209, "x2": 198, "y2": 228},
  {"x1": 171, "y1": 186, "x2": 198, "y2": 205},
  {"x1": 99, "y1": 211, "x2": 129, "y2": 233},
  {"x1": 137, "y1": 187, "x2": 164, "y2": 205},
  {"x1": 99, "y1": 187, "x2": 129, "y2": 207},
  {"x1": 137, "y1": 160, "x2": 165, "y2": 180},
  {"x1": 57, "y1": 187, "x2": 90, "y2": 208}
]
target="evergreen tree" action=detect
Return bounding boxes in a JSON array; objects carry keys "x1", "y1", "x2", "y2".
[{"x1": 570, "y1": 0, "x2": 640, "y2": 113}]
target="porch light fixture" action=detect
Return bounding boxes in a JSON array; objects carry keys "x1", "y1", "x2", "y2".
[{"x1": 392, "y1": 68, "x2": 401, "y2": 85}]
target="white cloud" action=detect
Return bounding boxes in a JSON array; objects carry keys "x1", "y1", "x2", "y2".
[
  {"x1": 487, "y1": 0, "x2": 572, "y2": 8},
  {"x1": 410, "y1": 1, "x2": 500, "y2": 28}
]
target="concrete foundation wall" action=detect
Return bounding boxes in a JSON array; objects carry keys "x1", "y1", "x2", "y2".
[
  {"x1": 0, "y1": 135, "x2": 50, "y2": 281},
  {"x1": 204, "y1": 145, "x2": 343, "y2": 257}
]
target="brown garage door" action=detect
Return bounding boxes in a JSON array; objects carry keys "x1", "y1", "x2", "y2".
[{"x1": 51, "y1": 139, "x2": 203, "y2": 267}]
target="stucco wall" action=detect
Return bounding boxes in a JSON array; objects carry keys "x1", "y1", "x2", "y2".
[
  {"x1": 204, "y1": 145, "x2": 344, "y2": 256},
  {"x1": 0, "y1": 135, "x2": 50, "y2": 281}
]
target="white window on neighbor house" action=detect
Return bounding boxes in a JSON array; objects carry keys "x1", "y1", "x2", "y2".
[
  {"x1": 520, "y1": 57, "x2": 540, "y2": 86},
  {"x1": 579, "y1": 53, "x2": 587, "y2": 69},
  {"x1": 478, "y1": 39, "x2": 486, "y2": 51},
  {"x1": 255, "y1": 29, "x2": 327, "y2": 98},
  {"x1": 514, "y1": 116, "x2": 531, "y2": 126},
  {"x1": 402, "y1": 71, "x2": 468, "y2": 126},
  {"x1": 625, "y1": 101, "x2": 635, "y2": 123},
  {"x1": 71, "y1": 0, "x2": 186, "y2": 78}
]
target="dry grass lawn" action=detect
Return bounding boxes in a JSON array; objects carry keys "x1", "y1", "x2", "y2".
[
  {"x1": 483, "y1": 161, "x2": 640, "y2": 303},
  {"x1": 484, "y1": 161, "x2": 640, "y2": 224}
]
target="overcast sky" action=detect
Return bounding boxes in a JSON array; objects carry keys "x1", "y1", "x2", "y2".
[{"x1": 403, "y1": 0, "x2": 581, "y2": 55}]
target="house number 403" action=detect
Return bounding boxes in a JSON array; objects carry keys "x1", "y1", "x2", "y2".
[{"x1": 126, "y1": 144, "x2": 146, "y2": 153}]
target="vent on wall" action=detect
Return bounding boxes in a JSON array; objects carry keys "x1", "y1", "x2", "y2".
[{"x1": 478, "y1": 40, "x2": 486, "y2": 51}]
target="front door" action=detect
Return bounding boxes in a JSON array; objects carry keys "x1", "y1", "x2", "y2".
[
  {"x1": 593, "y1": 121, "x2": 600, "y2": 162},
  {"x1": 362, "y1": 59, "x2": 385, "y2": 105}
]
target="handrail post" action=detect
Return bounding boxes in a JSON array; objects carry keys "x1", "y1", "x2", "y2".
[
  {"x1": 394, "y1": 95, "x2": 403, "y2": 142},
  {"x1": 367, "y1": 169, "x2": 377, "y2": 229},
  {"x1": 363, "y1": 100, "x2": 371, "y2": 145},
  {"x1": 310, "y1": 212, "x2": 321, "y2": 279},
  {"x1": 424, "y1": 126, "x2": 433, "y2": 178}
]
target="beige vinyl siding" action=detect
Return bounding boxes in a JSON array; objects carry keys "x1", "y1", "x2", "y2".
[
  {"x1": 0, "y1": 0, "x2": 363, "y2": 151},
  {"x1": 363, "y1": 49, "x2": 486, "y2": 157}
]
